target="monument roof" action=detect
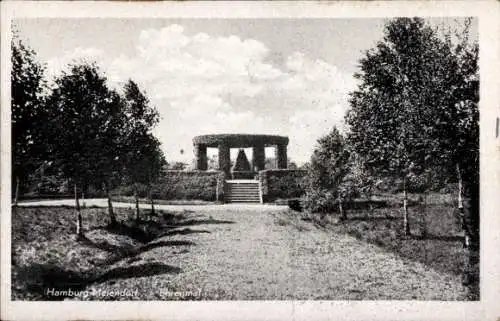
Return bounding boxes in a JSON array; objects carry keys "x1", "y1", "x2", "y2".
[{"x1": 193, "y1": 134, "x2": 289, "y2": 148}]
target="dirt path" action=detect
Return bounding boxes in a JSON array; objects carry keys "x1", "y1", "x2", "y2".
[
  {"x1": 60, "y1": 202, "x2": 467, "y2": 300},
  {"x1": 18, "y1": 198, "x2": 283, "y2": 212}
]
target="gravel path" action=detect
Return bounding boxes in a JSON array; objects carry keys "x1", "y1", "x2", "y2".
[{"x1": 18, "y1": 199, "x2": 467, "y2": 300}]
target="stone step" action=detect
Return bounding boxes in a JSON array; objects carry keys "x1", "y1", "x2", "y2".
[
  {"x1": 227, "y1": 192, "x2": 259, "y2": 195},
  {"x1": 226, "y1": 186, "x2": 259, "y2": 189},
  {"x1": 226, "y1": 193, "x2": 259, "y2": 197},
  {"x1": 227, "y1": 186, "x2": 259, "y2": 191},
  {"x1": 228, "y1": 200, "x2": 260, "y2": 204},
  {"x1": 225, "y1": 179, "x2": 261, "y2": 203},
  {"x1": 226, "y1": 195, "x2": 260, "y2": 200}
]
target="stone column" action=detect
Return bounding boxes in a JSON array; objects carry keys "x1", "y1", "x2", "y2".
[
  {"x1": 275, "y1": 144, "x2": 287, "y2": 169},
  {"x1": 193, "y1": 144, "x2": 208, "y2": 170},
  {"x1": 252, "y1": 144, "x2": 266, "y2": 171},
  {"x1": 218, "y1": 144, "x2": 231, "y2": 175}
]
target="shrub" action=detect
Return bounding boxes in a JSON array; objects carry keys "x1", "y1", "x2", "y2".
[
  {"x1": 303, "y1": 128, "x2": 349, "y2": 214},
  {"x1": 113, "y1": 171, "x2": 225, "y2": 201},
  {"x1": 112, "y1": 183, "x2": 148, "y2": 198},
  {"x1": 258, "y1": 169, "x2": 307, "y2": 202},
  {"x1": 153, "y1": 171, "x2": 223, "y2": 201},
  {"x1": 303, "y1": 188, "x2": 338, "y2": 213},
  {"x1": 288, "y1": 199, "x2": 303, "y2": 212}
]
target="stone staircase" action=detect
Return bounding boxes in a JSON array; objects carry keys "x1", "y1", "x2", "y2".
[{"x1": 225, "y1": 180, "x2": 262, "y2": 203}]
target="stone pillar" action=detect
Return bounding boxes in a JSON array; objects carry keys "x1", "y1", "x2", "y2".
[
  {"x1": 252, "y1": 144, "x2": 266, "y2": 171},
  {"x1": 218, "y1": 144, "x2": 231, "y2": 175},
  {"x1": 275, "y1": 144, "x2": 287, "y2": 169},
  {"x1": 193, "y1": 144, "x2": 208, "y2": 170}
]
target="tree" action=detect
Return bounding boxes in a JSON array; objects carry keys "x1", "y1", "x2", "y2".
[
  {"x1": 346, "y1": 18, "x2": 471, "y2": 236},
  {"x1": 446, "y1": 20, "x2": 479, "y2": 299},
  {"x1": 170, "y1": 162, "x2": 187, "y2": 170},
  {"x1": 287, "y1": 160, "x2": 298, "y2": 170},
  {"x1": 346, "y1": 17, "x2": 479, "y2": 298},
  {"x1": 207, "y1": 155, "x2": 218, "y2": 170},
  {"x1": 127, "y1": 134, "x2": 166, "y2": 220},
  {"x1": 92, "y1": 88, "x2": 124, "y2": 226},
  {"x1": 120, "y1": 80, "x2": 162, "y2": 221},
  {"x1": 46, "y1": 62, "x2": 123, "y2": 234},
  {"x1": 304, "y1": 127, "x2": 350, "y2": 219},
  {"x1": 11, "y1": 36, "x2": 48, "y2": 205}
]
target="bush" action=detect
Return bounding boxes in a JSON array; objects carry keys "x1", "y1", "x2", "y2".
[
  {"x1": 114, "y1": 171, "x2": 225, "y2": 201},
  {"x1": 153, "y1": 171, "x2": 224, "y2": 201},
  {"x1": 112, "y1": 183, "x2": 148, "y2": 198},
  {"x1": 258, "y1": 169, "x2": 307, "y2": 202},
  {"x1": 303, "y1": 188, "x2": 338, "y2": 213},
  {"x1": 302, "y1": 127, "x2": 350, "y2": 214},
  {"x1": 25, "y1": 175, "x2": 69, "y2": 196},
  {"x1": 288, "y1": 199, "x2": 303, "y2": 212}
]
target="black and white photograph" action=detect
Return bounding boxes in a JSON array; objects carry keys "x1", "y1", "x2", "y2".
[{"x1": 1, "y1": 1, "x2": 499, "y2": 320}]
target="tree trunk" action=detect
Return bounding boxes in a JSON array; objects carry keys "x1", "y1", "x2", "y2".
[
  {"x1": 81, "y1": 191, "x2": 85, "y2": 208},
  {"x1": 134, "y1": 184, "x2": 140, "y2": 222},
  {"x1": 421, "y1": 171, "x2": 429, "y2": 239},
  {"x1": 74, "y1": 183, "x2": 82, "y2": 236},
  {"x1": 421, "y1": 192, "x2": 428, "y2": 239},
  {"x1": 103, "y1": 182, "x2": 116, "y2": 226},
  {"x1": 338, "y1": 196, "x2": 346, "y2": 220},
  {"x1": 13, "y1": 175, "x2": 20, "y2": 207},
  {"x1": 150, "y1": 188, "x2": 155, "y2": 218},
  {"x1": 456, "y1": 163, "x2": 468, "y2": 247},
  {"x1": 402, "y1": 176, "x2": 410, "y2": 237},
  {"x1": 461, "y1": 172, "x2": 480, "y2": 300},
  {"x1": 457, "y1": 163, "x2": 464, "y2": 211}
]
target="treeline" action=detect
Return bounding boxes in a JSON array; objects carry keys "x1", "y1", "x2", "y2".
[
  {"x1": 304, "y1": 18, "x2": 478, "y2": 296},
  {"x1": 11, "y1": 34, "x2": 165, "y2": 231}
]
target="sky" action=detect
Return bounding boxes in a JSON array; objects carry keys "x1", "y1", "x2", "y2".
[{"x1": 14, "y1": 18, "x2": 476, "y2": 165}]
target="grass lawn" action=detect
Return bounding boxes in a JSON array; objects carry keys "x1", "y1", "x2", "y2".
[
  {"x1": 291, "y1": 192, "x2": 472, "y2": 295},
  {"x1": 11, "y1": 205, "x2": 203, "y2": 300},
  {"x1": 308, "y1": 205, "x2": 466, "y2": 276}
]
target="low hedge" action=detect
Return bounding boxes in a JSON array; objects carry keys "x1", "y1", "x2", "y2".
[
  {"x1": 113, "y1": 171, "x2": 226, "y2": 202},
  {"x1": 259, "y1": 169, "x2": 307, "y2": 202}
]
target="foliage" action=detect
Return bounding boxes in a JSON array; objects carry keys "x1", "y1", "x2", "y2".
[
  {"x1": 46, "y1": 62, "x2": 121, "y2": 188},
  {"x1": 11, "y1": 35, "x2": 48, "y2": 197},
  {"x1": 152, "y1": 171, "x2": 223, "y2": 201},
  {"x1": 346, "y1": 17, "x2": 478, "y2": 187},
  {"x1": 264, "y1": 158, "x2": 297, "y2": 170},
  {"x1": 114, "y1": 171, "x2": 224, "y2": 201},
  {"x1": 207, "y1": 155, "x2": 219, "y2": 170},
  {"x1": 345, "y1": 17, "x2": 479, "y2": 297},
  {"x1": 120, "y1": 80, "x2": 163, "y2": 188},
  {"x1": 303, "y1": 127, "x2": 350, "y2": 213},
  {"x1": 348, "y1": 18, "x2": 449, "y2": 180},
  {"x1": 44, "y1": 61, "x2": 127, "y2": 227},
  {"x1": 193, "y1": 134, "x2": 288, "y2": 148},
  {"x1": 258, "y1": 169, "x2": 307, "y2": 202}
]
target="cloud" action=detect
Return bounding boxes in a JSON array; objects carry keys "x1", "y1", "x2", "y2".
[
  {"x1": 46, "y1": 47, "x2": 105, "y2": 80},
  {"x1": 106, "y1": 25, "x2": 281, "y2": 100},
  {"x1": 45, "y1": 24, "x2": 356, "y2": 164}
]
